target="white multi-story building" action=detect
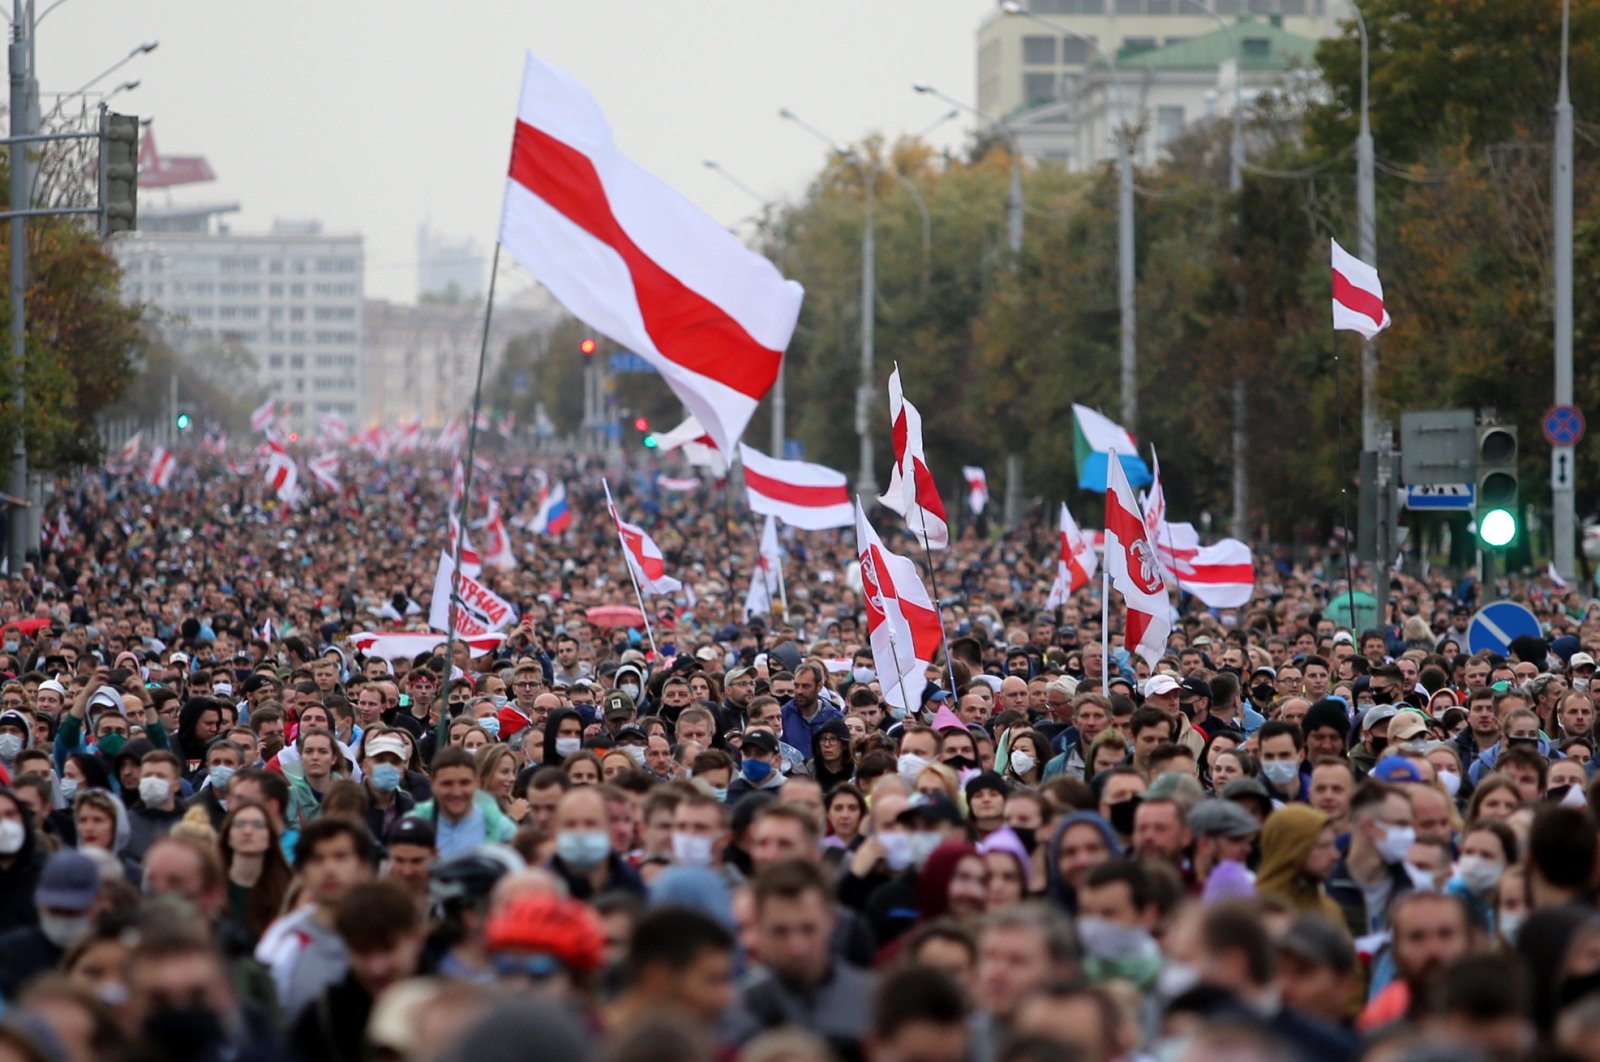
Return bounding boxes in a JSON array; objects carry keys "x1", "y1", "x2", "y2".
[{"x1": 115, "y1": 215, "x2": 364, "y2": 432}]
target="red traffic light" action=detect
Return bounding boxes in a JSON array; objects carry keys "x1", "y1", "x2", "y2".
[
  {"x1": 579, "y1": 338, "x2": 597, "y2": 356},
  {"x1": 287, "y1": 432, "x2": 300, "y2": 442},
  {"x1": 633, "y1": 417, "x2": 649, "y2": 432}
]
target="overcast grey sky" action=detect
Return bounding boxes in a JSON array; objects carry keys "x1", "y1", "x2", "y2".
[{"x1": 40, "y1": 0, "x2": 996, "y2": 301}]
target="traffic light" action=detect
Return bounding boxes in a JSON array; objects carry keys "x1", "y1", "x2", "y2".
[
  {"x1": 174, "y1": 412, "x2": 191, "y2": 431},
  {"x1": 633, "y1": 417, "x2": 649, "y2": 433},
  {"x1": 643, "y1": 433, "x2": 658, "y2": 449},
  {"x1": 98, "y1": 111, "x2": 139, "y2": 237},
  {"x1": 1475, "y1": 422, "x2": 1519, "y2": 548},
  {"x1": 579, "y1": 337, "x2": 597, "y2": 357}
]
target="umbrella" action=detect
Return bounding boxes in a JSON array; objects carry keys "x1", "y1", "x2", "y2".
[{"x1": 586, "y1": 605, "x2": 645, "y2": 630}]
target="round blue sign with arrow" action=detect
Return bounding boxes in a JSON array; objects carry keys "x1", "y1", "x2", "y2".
[
  {"x1": 1544, "y1": 405, "x2": 1585, "y2": 447},
  {"x1": 1466, "y1": 601, "x2": 1541, "y2": 656}
]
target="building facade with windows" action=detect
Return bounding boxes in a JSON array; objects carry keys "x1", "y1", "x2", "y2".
[{"x1": 115, "y1": 217, "x2": 365, "y2": 432}]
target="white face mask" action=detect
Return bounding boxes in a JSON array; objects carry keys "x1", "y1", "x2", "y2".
[
  {"x1": 897, "y1": 753, "x2": 931, "y2": 781},
  {"x1": 1437, "y1": 770, "x2": 1461, "y2": 798},
  {"x1": 1009, "y1": 750, "x2": 1037, "y2": 775},
  {"x1": 139, "y1": 777, "x2": 173, "y2": 807},
  {"x1": 0, "y1": 818, "x2": 23, "y2": 854},
  {"x1": 554, "y1": 737, "x2": 582, "y2": 757},
  {"x1": 39, "y1": 912, "x2": 91, "y2": 949},
  {"x1": 906, "y1": 830, "x2": 942, "y2": 870},
  {"x1": 671, "y1": 831, "x2": 715, "y2": 868},
  {"x1": 878, "y1": 831, "x2": 914, "y2": 872},
  {"x1": 620, "y1": 684, "x2": 642, "y2": 702},
  {"x1": 1457, "y1": 854, "x2": 1505, "y2": 895},
  {"x1": 0, "y1": 733, "x2": 21, "y2": 761},
  {"x1": 1375, "y1": 823, "x2": 1416, "y2": 865}
]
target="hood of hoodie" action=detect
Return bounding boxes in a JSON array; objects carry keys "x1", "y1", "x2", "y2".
[
  {"x1": 542, "y1": 708, "x2": 584, "y2": 766},
  {"x1": 1255, "y1": 803, "x2": 1330, "y2": 899},
  {"x1": 916, "y1": 842, "x2": 981, "y2": 922},
  {"x1": 0, "y1": 710, "x2": 32, "y2": 754},
  {"x1": 1045, "y1": 812, "x2": 1121, "y2": 909}
]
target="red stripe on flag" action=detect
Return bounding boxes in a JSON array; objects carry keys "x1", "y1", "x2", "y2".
[
  {"x1": 509, "y1": 120, "x2": 779, "y2": 400},
  {"x1": 1332, "y1": 267, "x2": 1385, "y2": 327},
  {"x1": 743, "y1": 466, "x2": 848, "y2": 508},
  {"x1": 1177, "y1": 563, "x2": 1255, "y2": 585},
  {"x1": 911, "y1": 457, "x2": 948, "y2": 520}
]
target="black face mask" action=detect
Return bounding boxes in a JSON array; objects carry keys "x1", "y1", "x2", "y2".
[
  {"x1": 1369, "y1": 735, "x2": 1389, "y2": 755},
  {"x1": 1108, "y1": 798, "x2": 1140, "y2": 836},
  {"x1": 141, "y1": 1005, "x2": 228, "y2": 1062},
  {"x1": 1012, "y1": 825, "x2": 1038, "y2": 854},
  {"x1": 946, "y1": 755, "x2": 979, "y2": 772},
  {"x1": 1251, "y1": 684, "x2": 1275, "y2": 705},
  {"x1": 1220, "y1": 666, "x2": 1243, "y2": 678},
  {"x1": 1370, "y1": 689, "x2": 1394, "y2": 705}
]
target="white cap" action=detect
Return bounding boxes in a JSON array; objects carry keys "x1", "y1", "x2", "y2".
[
  {"x1": 1144, "y1": 674, "x2": 1182, "y2": 697},
  {"x1": 88, "y1": 687, "x2": 127, "y2": 717},
  {"x1": 364, "y1": 734, "x2": 410, "y2": 762},
  {"x1": 1571, "y1": 652, "x2": 1596, "y2": 671},
  {"x1": 37, "y1": 679, "x2": 67, "y2": 698}
]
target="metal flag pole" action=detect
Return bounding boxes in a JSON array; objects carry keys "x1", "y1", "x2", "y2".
[
  {"x1": 914, "y1": 521, "x2": 961, "y2": 692},
  {"x1": 1331, "y1": 330, "x2": 1360, "y2": 631},
  {"x1": 1103, "y1": 447, "x2": 1114, "y2": 697},
  {"x1": 440, "y1": 243, "x2": 502, "y2": 718},
  {"x1": 602, "y1": 477, "x2": 660, "y2": 658}
]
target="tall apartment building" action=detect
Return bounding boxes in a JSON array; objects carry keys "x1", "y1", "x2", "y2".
[
  {"x1": 115, "y1": 214, "x2": 364, "y2": 432},
  {"x1": 978, "y1": 0, "x2": 1343, "y2": 120}
]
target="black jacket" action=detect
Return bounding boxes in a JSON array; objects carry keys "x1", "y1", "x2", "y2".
[
  {"x1": 290, "y1": 971, "x2": 372, "y2": 1062},
  {"x1": 0, "y1": 923, "x2": 63, "y2": 996},
  {"x1": 0, "y1": 803, "x2": 47, "y2": 934},
  {"x1": 547, "y1": 852, "x2": 645, "y2": 901}
]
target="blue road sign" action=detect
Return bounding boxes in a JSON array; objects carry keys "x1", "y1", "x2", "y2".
[
  {"x1": 783, "y1": 438, "x2": 805, "y2": 460},
  {"x1": 1404, "y1": 483, "x2": 1474, "y2": 511},
  {"x1": 608, "y1": 352, "x2": 657, "y2": 375},
  {"x1": 1466, "y1": 600, "x2": 1541, "y2": 656},
  {"x1": 1544, "y1": 405, "x2": 1585, "y2": 446}
]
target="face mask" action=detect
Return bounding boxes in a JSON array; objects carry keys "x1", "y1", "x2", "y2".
[
  {"x1": 554, "y1": 736, "x2": 582, "y2": 757},
  {"x1": 139, "y1": 777, "x2": 173, "y2": 806},
  {"x1": 142, "y1": 1005, "x2": 227, "y2": 1061},
  {"x1": 852, "y1": 667, "x2": 875, "y2": 686},
  {"x1": 0, "y1": 818, "x2": 23, "y2": 854},
  {"x1": 1437, "y1": 770, "x2": 1461, "y2": 799},
  {"x1": 1576, "y1": 678, "x2": 1591, "y2": 691},
  {"x1": 1108, "y1": 798, "x2": 1140, "y2": 836},
  {"x1": 1010, "y1": 750, "x2": 1037, "y2": 775},
  {"x1": 946, "y1": 755, "x2": 979, "y2": 772},
  {"x1": 1012, "y1": 825, "x2": 1037, "y2": 854},
  {"x1": 1369, "y1": 735, "x2": 1388, "y2": 756},
  {"x1": 0, "y1": 734, "x2": 21, "y2": 760},
  {"x1": 1375, "y1": 823, "x2": 1416, "y2": 865},
  {"x1": 1261, "y1": 760, "x2": 1300, "y2": 788},
  {"x1": 96, "y1": 733, "x2": 126, "y2": 760},
  {"x1": 709, "y1": 786, "x2": 728, "y2": 803},
  {"x1": 620, "y1": 684, "x2": 641, "y2": 702},
  {"x1": 671, "y1": 831, "x2": 715, "y2": 868},
  {"x1": 1457, "y1": 854, "x2": 1505, "y2": 894},
  {"x1": 208, "y1": 766, "x2": 235, "y2": 794},
  {"x1": 888, "y1": 706, "x2": 907, "y2": 721},
  {"x1": 1156, "y1": 960, "x2": 1200, "y2": 1000},
  {"x1": 1499, "y1": 911, "x2": 1526, "y2": 943},
  {"x1": 556, "y1": 829, "x2": 610, "y2": 870},
  {"x1": 622, "y1": 745, "x2": 647, "y2": 767},
  {"x1": 906, "y1": 830, "x2": 943, "y2": 870},
  {"x1": 479, "y1": 717, "x2": 502, "y2": 739},
  {"x1": 741, "y1": 758, "x2": 773, "y2": 783},
  {"x1": 491, "y1": 694, "x2": 508, "y2": 708},
  {"x1": 1251, "y1": 683, "x2": 1275, "y2": 704},
  {"x1": 40, "y1": 912, "x2": 91, "y2": 949},
  {"x1": 879, "y1": 831, "x2": 915, "y2": 872},
  {"x1": 369, "y1": 764, "x2": 403, "y2": 793},
  {"x1": 1077, "y1": 916, "x2": 1158, "y2": 962},
  {"x1": 897, "y1": 753, "x2": 930, "y2": 781},
  {"x1": 3, "y1": 641, "x2": 19, "y2": 655},
  {"x1": 58, "y1": 777, "x2": 79, "y2": 801}
]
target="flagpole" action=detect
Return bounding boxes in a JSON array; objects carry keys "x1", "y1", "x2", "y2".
[
  {"x1": 441, "y1": 243, "x2": 502, "y2": 717},
  {"x1": 915, "y1": 523, "x2": 961, "y2": 693},
  {"x1": 722, "y1": 473, "x2": 739, "y2": 621},
  {"x1": 1331, "y1": 339, "x2": 1360, "y2": 631},
  {"x1": 1102, "y1": 449, "x2": 1114, "y2": 698},
  {"x1": 603, "y1": 477, "x2": 661, "y2": 658}
]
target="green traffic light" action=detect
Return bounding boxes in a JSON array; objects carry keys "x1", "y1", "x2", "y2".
[
  {"x1": 1479, "y1": 508, "x2": 1516, "y2": 548},
  {"x1": 643, "y1": 433, "x2": 657, "y2": 449},
  {"x1": 175, "y1": 413, "x2": 191, "y2": 430}
]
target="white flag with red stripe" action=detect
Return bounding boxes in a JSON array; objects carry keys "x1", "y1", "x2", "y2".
[
  {"x1": 1105, "y1": 451, "x2": 1170, "y2": 667},
  {"x1": 308, "y1": 452, "x2": 341, "y2": 493},
  {"x1": 250, "y1": 399, "x2": 276, "y2": 433},
  {"x1": 350, "y1": 630, "x2": 505, "y2": 661},
  {"x1": 878, "y1": 364, "x2": 949, "y2": 548},
  {"x1": 855, "y1": 500, "x2": 945, "y2": 711},
  {"x1": 145, "y1": 447, "x2": 176, "y2": 490},
  {"x1": 738, "y1": 444, "x2": 853, "y2": 530},
  {"x1": 743, "y1": 514, "x2": 784, "y2": 619},
  {"x1": 603, "y1": 482, "x2": 681, "y2": 596},
  {"x1": 962, "y1": 466, "x2": 988, "y2": 515},
  {"x1": 1046, "y1": 503, "x2": 1098, "y2": 607},
  {"x1": 1331, "y1": 239, "x2": 1390, "y2": 339},
  {"x1": 499, "y1": 53, "x2": 804, "y2": 456},
  {"x1": 474, "y1": 502, "x2": 517, "y2": 570},
  {"x1": 264, "y1": 439, "x2": 301, "y2": 504},
  {"x1": 1169, "y1": 539, "x2": 1256, "y2": 609},
  {"x1": 117, "y1": 430, "x2": 144, "y2": 468},
  {"x1": 446, "y1": 515, "x2": 484, "y2": 577},
  {"x1": 654, "y1": 415, "x2": 726, "y2": 476}
]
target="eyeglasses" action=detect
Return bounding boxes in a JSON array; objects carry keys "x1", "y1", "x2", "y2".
[{"x1": 514, "y1": 681, "x2": 542, "y2": 689}]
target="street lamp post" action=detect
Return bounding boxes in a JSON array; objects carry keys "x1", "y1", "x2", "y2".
[
  {"x1": 779, "y1": 107, "x2": 878, "y2": 496},
  {"x1": 1001, "y1": 3, "x2": 1137, "y2": 427},
  {"x1": 911, "y1": 82, "x2": 1021, "y2": 258},
  {"x1": 1554, "y1": 0, "x2": 1575, "y2": 577}
]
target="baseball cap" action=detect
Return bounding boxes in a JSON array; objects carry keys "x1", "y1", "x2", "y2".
[
  {"x1": 1220, "y1": 777, "x2": 1272, "y2": 803},
  {"x1": 897, "y1": 791, "x2": 964, "y2": 827},
  {"x1": 1250, "y1": 665, "x2": 1277, "y2": 680},
  {"x1": 1361, "y1": 704, "x2": 1399, "y2": 733},
  {"x1": 1371, "y1": 756, "x2": 1424, "y2": 784},
  {"x1": 1188, "y1": 798, "x2": 1261, "y2": 839},
  {"x1": 36, "y1": 850, "x2": 98, "y2": 912},
  {"x1": 1332, "y1": 631, "x2": 1355, "y2": 646},
  {"x1": 695, "y1": 646, "x2": 721, "y2": 664},
  {"x1": 1278, "y1": 914, "x2": 1357, "y2": 974},
  {"x1": 36, "y1": 679, "x2": 66, "y2": 698},
  {"x1": 1180, "y1": 677, "x2": 1213, "y2": 702},
  {"x1": 740, "y1": 730, "x2": 779, "y2": 755},
  {"x1": 1191, "y1": 635, "x2": 1214, "y2": 648},
  {"x1": 87, "y1": 687, "x2": 127, "y2": 717},
  {"x1": 365, "y1": 734, "x2": 410, "y2": 762},
  {"x1": 386, "y1": 816, "x2": 436, "y2": 850},
  {"x1": 725, "y1": 665, "x2": 757, "y2": 685},
  {"x1": 1144, "y1": 674, "x2": 1182, "y2": 697},
  {"x1": 1572, "y1": 652, "x2": 1597, "y2": 671},
  {"x1": 614, "y1": 725, "x2": 648, "y2": 745},
  {"x1": 1387, "y1": 711, "x2": 1430, "y2": 744},
  {"x1": 602, "y1": 690, "x2": 636, "y2": 719}
]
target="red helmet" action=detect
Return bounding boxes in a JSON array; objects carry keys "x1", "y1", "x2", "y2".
[{"x1": 483, "y1": 893, "x2": 607, "y2": 973}]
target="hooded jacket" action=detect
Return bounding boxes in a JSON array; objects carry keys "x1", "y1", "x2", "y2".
[
  {"x1": 1255, "y1": 804, "x2": 1344, "y2": 925},
  {"x1": 0, "y1": 788, "x2": 46, "y2": 933},
  {"x1": 807, "y1": 718, "x2": 855, "y2": 792},
  {"x1": 541, "y1": 708, "x2": 584, "y2": 767},
  {"x1": 1045, "y1": 811, "x2": 1122, "y2": 913}
]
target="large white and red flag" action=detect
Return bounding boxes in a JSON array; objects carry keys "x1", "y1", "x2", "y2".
[
  {"x1": 264, "y1": 439, "x2": 300, "y2": 504},
  {"x1": 429, "y1": 551, "x2": 518, "y2": 636},
  {"x1": 743, "y1": 514, "x2": 784, "y2": 619},
  {"x1": 739, "y1": 444, "x2": 853, "y2": 530},
  {"x1": 654, "y1": 414, "x2": 726, "y2": 476},
  {"x1": 350, "y1": 630, "x2": 505, "y2": 661},
  {"x1": 1105, "y1": 450, "x2": 1170, "y2": 667},
  {"x1": 317, "y1": 412, "x2": 350, "y2": 444},
  {"x1": 145, "y1": 447, "x2": 175, "y2": 490},
  {"x1": 499, "y1": 53, "x2": 804, "y2": 456},
  {"x1": 474, "y1": 502, "x2": 518, "y2": 570},
  {"x1": 603, "y1": 481, "x2": 682, "y2": 596},
  {"x1": 1046, "y1": 503, "x2": 1098, "y2": 608},
  {"x1": 250, "y1": 399, "x2": 276, "y2": 433},
  {"x1": 1331, "y1": 238, "x2": 1390, "y2": 339},
  {"x1": 855, "y1": 500, "x2": 945, "y2": 711},
  {"x1": 446, "y1": 516, "x2": 484, "y2": 577},
  {"x1": 962, "y1": 466, "x2": 988, "y2": 515},
  {"x1": 308, "y1": 452, "x2": 341, "y2": 493},
  {"x1": 877, "y1": 364, "x2": 949, "y2": 548},
  {"x1": 1170, "y1": 539, "x2": 1256, "y2": 609}
]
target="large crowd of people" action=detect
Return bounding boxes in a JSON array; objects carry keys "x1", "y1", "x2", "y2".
[{"x1": 0, "y1": 447, "x2": 1598, "y2": 1062}]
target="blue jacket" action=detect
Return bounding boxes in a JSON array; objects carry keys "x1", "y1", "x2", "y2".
[
  {"x1": 1468, "y1": 736, "x2": 1556, "y2": 785},
  {"x1": 779, "y1": 699, "x2": 842, "y2": 760}
]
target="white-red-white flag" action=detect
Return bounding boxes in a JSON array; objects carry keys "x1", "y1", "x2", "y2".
[
  {"x1": 878, "y1": 364, "x2": 949, "y2": 548},
  {"x1": 43, "y1": 509, "x2": 69, "y2": 552},
  {"x1": 116, "y1": 430, "x2": 143, "y2": 469},
  {"x1": 264, "y1": 439, "x2": 300, "y2": 504},
  {"x1": 1046, "y1": 503, "x2": 1098, "y2": 607},
  {"x1": 962, "y1": 466, "x2": 988, "y2": 515},
  {"x1": 429, "y1": 551, "x2": 517, "y2": 636},
  {"x1": 603, "y1": 482, "x2": 681, "y2": 596},
  {"x1": 446, "y1": 515, "x2": 483, "y2": 577},
  {"x1": 250, "y1": 399, "x2": 276, "y2": 433},
  {"x1": 308, "y1": 452, "x2": 341, "y2": 493},
  {"x1": 1169, "y1": 539, "x2": 1256, "y2": 609},
  {"x1": 855, "y1": 500, "x2": 944, "y2": 711},
  {"x1": 437, "y1": 420, "x2": 466, "y2": 454},
  {"x1": 397, "y1": 421, "x2": 422, "y2": 453},
  {"x1": 1331, "y1": 238, "x2": 1390, "y2": 339},
  {"x1": 349, "y1": 630, "x2": 505, "y2": 661},
  {"x1": 654, "y1": 414, "x2": 726, "y2": 476},
  {"x1": 145, "y1": 447, "x2": 176, "y2": 490},
  {"x1": 739, "y1": 444, "x2": 852, "y2": 530},
  {"x1": 499, "y1": 52, "x2": 804, "y2": 456},
  {"x1": 1105, "y1": 451, "x2": 1170, "y2": 667},
  {"x1": 474, "y1": 502, "x2": 517, "y2": 570},
  {"x1": 744, "y1": 514, "x2": 784, "y2": 619}
]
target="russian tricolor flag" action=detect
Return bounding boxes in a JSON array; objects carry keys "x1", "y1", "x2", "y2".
[{"x1": 533, "y1": 481, "x2": 571, "y2": 535}]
